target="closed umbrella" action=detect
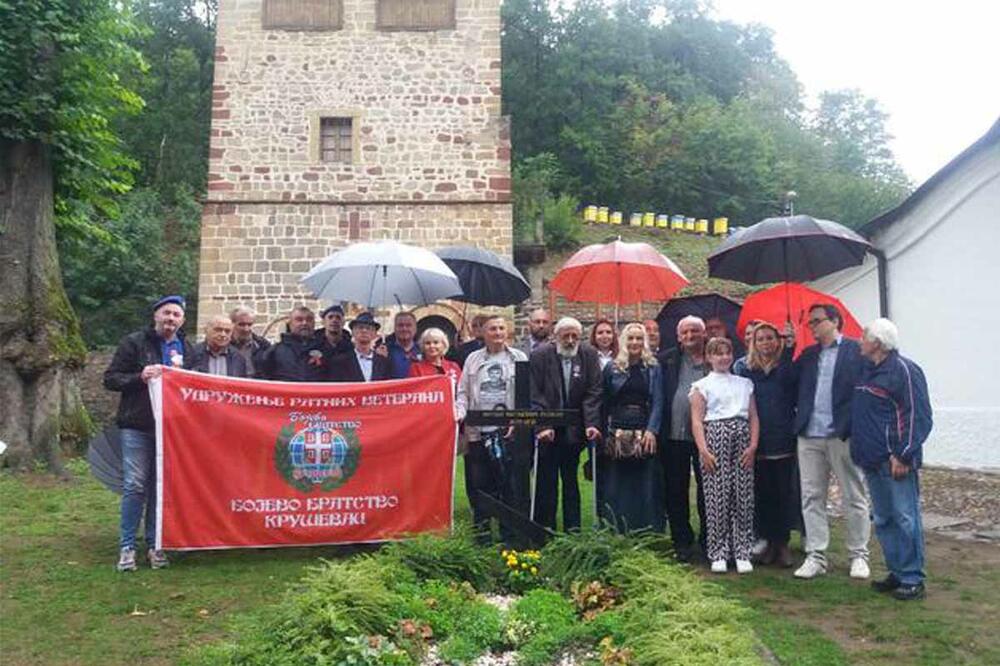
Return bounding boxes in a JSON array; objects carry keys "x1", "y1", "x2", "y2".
[
  {"x1": 738, "y1": 283, "x2": 862, "y2": 358},
  {"x1": 87, "y1": 426, "x2": 123, "y2": 494},
  {"x1": 301, "y1": 240, "x2": 463, "y2": 308},
  {"x1": 434, "y1": 246, "x2": 531, "y2": 306},
  {"x1": 550, "y1": 239, "x2": 689, "y2": 306}
]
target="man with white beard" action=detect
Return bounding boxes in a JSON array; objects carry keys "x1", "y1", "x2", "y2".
[{"x1": 529, "y1": 317, "x2": 603, "y2": 531}]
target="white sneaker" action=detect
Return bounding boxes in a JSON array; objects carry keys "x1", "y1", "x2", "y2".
[
  {"x1": 116, "y1": 547, "x2": 137, "y2": 572},
  {"x1": 710, "y1": 559, "x2": 728, "y2": 574},
  {"x1": 751, "y1": 538, "x2": 769, "y2": 557},
  {"x1": 850, "y1": 558, "x2": 870, "y2": 579},
  {"x1": 794, "y1": 558, "x2": 827, "y2": 579},
  {"x1": 735, "y1": 559, "x2": 754, "y2": 574}
]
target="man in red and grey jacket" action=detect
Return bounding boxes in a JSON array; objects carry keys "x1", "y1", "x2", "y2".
[{"x1": 852, "y1": 318, "x2": 933, "y2": 602}]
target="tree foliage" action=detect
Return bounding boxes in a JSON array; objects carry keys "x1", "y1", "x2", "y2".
[
  {"x1": 0, "y1": 0, "x2": 146, "y2": 237},
  {"x1": 502, "y1": 0, "x2": 911, "y2": 229}
]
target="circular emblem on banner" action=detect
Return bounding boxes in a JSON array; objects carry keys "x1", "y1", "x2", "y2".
[{"x1": 274, "y1": 423, "x2": 361, "y2": 493}]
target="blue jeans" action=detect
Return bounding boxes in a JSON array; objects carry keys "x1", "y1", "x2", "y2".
[
  {"x1": 120, "y1": 428, "x2": 156, "y2": 550},
  {"x1": 864, "y1": 462, "x2": 925, "y2": 586}
]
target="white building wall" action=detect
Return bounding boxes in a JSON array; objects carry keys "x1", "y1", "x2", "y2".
[{"x1": 814, "y1": 142, "x2": 1000, "y2": 469}]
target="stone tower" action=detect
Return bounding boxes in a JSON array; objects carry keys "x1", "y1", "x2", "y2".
[{"x1": 197, "y1": 0, "x2": 511, "y2": 335}]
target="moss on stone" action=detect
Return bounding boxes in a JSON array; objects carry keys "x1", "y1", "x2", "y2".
[{"x1": 59, "y1": 403, "x2": 96, "y2": 455}]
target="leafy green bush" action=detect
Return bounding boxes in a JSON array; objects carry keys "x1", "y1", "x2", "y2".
[
  {"x1": 542, "y1": 193, "x2": 582, "y2": 251},
  {"x1": 541, "y1": 525, "x2": 668, "y2": 593},
  {"x1": 508, "y1": 589, "x2": 578, "y2": 665},
  {"x1": 381, "y1": 531, "x2": 497, "y2": 590}
]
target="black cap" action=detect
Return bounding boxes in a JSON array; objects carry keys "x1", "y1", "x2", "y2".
[
  {"x1": 320, "y1": 304, "x2": 345, "y2": 318},
  {"x1": 348, "y1": 312, "x2": 381, "y2": 331}
]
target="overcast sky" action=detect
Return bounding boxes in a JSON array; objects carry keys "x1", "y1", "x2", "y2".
[{"x1": 710, "y1": 0, "x2": 1000, "y2": 184}]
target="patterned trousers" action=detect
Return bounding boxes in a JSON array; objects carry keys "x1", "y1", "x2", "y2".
[{"x1": 701, "y1": 417, "x2": 754, "y2": 561}]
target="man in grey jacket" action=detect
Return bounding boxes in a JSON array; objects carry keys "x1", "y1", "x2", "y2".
[{"x1": 456, "y1": 314, "x2": 528, "y2": 543}]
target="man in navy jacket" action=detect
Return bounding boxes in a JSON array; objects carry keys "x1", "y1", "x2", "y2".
[
  {"x1": 852, "y1": 318, "x2": 932, "y2": 601},
  {"x1": 793, "y1": 304, "x2": 870, "y2": 580}
]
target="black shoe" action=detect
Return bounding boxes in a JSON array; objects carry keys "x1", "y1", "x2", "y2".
[
  {"x1": 674, "y1": 545, "x2": 694, "y2": 563},
  {"x1": 892, "y1": 583, "x2": 926, "y2": 601},
  {"x1": 871, "y1": 574, "x2": 901, "y2": 593}
]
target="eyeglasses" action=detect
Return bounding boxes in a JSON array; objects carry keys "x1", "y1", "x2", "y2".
[{"x1": 807, "y1": 317, "x2": 828, "y2": 327}]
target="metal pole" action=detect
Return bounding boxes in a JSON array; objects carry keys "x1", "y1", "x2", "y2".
[{"x1": 529, "y1": 436, "x2": 540, "y2": 521}]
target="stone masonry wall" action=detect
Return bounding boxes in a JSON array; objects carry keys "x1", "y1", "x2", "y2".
[
  {"x1": 206, "y1": 0, "x2": 508, "y2": 202},
  {"x1": 198, "y1": 201, "x2": 512, "y2": 328},
  {"x1": 198, "y1": 0, "x2": 511, "y2": 335}
]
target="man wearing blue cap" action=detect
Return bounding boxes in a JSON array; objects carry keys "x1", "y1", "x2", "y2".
[
  {"x1": 330, "y1": 312, "x2": 391, "y2": 382},
  {"x1": 103, "y1": 295, "x2": 192, "y2": 572}
]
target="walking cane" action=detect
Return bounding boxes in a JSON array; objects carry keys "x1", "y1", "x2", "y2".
[
  {"x1": 529, "y1": 435, "x2": 540, "y2": 521},
  {"x1": 588, "y1": 438, "x2": 599, "y2": 529}
]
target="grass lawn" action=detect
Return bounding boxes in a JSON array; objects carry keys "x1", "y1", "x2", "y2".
[{"x1": 2, "y1": 458, "x2": 999, "y2": 665}]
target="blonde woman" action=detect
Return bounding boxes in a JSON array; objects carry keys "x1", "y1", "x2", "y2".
[
  {"x1": 598, "y1": 322, "x2": 665, "y2": 533},
  {"x1": 738, "y1": 322, "x2": 798, "y2": 567}
]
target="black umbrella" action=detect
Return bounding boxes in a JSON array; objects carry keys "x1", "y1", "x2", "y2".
[
  {"x1": 655, "y1": 293, "x2": 744, "y2": 354},
  {"x1": 707, "y1": 215, "x2": 871, "y2": 285},
  {"x1": 434, "y1": 246, "x2": 531, "y2": 306},
  {"x1": 87, "y1": 426, "x2": 123, "y2": 494}
]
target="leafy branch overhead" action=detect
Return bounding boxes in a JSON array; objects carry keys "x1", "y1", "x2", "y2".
[{"x1": 0, "y1": 0, "x2": 147, "y2": 236}]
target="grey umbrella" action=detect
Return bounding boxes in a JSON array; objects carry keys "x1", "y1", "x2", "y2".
[
  {"x1": 301, "y1": 240, "x2": 464, "y2": 307},
  {"x1": 707, "y1": 215, "x2": 871, "y2": 285},
  {"x1": 434, "y1": 246, "x2": 531, "y2": 306},
  {"x1": 87, "y1": 426, "x2": 123, "y2": 494}
]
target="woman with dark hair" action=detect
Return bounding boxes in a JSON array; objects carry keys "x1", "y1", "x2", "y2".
[
  {"x1": 737, "y1": 322, "x2": 799, "y2": 567},
  {"x1": 690, "y1": 337, "x2": 760, "y2": 574},
  {"x1": 598, "y1": 322, "x2": 664, "y2": 533},
  {"x1": 589, "y1": 319, "x2": 618, "y2": 370}
]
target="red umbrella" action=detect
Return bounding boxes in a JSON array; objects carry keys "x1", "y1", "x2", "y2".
[
  {"x1": 737, "y1": 283, "x2": 862, "y2": 358},
  {"x1": 550, "y1": 239, "x2": 689, "y2": 306}
]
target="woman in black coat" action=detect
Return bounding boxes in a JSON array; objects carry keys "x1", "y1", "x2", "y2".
[
  {"x1": 737, "y1": 322, "x2": 799, "y2": 566},
  {"x1": 598, "y1": 322, "x2": 665, "y2": 533}
]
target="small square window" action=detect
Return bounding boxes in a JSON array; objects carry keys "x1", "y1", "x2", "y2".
[
  {"x1": 320, "y1": 117, "x2": 353, "y2": 164},
  {"x1": 262, "y1": 0, "x2": 343, "y2": 31},
  {"x1": 377, "y1": 0, "x2": 456, "y2": 31}
]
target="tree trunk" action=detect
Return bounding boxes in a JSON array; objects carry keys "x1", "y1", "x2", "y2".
[{"x1": 0, "y1": 139, "x2": 90, "y2": 472}]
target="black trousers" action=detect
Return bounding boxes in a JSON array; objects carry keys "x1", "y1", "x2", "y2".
[
  {"x1": 534, "y1": 433, "x2": 583, "y2": 531},
  {"x1": 755, "y1": 456, "x2": 798, "y2": 544},
  {"x1": 464, "y1": 435, "x2": 531, "y2": 546},
  {"x1": 662, "y1": 438, "x2": 708, "y2": 552}
]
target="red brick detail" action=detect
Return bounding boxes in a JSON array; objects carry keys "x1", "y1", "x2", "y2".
[
  {"x1": 489, "y1": 177, "x2": 511, "y2": 191},
  {"x1": 435, "y1": 182, "x2": 458, "y2": 192},
  {"x1": 302, "y1": 172, "x2": 319, "y2": 181},
  {"x1": 348, "y1": 212, "x2": 361, "y2": 240},
  {"x1": 437, "y1": 133, "x2": 451, "y2": 142},
  {"x1": 208, "y1": 181, "x2": 234, "y2": 191},
  {"x1": 209, "y1": 148, "x2": 225, "y2": 159},
  {"x1": 490, "y1": 60, "x2": 502, "y2": 69},
  {"x1": 218, "y1": 204, "x2": 236, "y2": 214},
  {"x1": 413, "y1": 191, "x2": 424, "y2": 200},
  {"x1": 367, "y1": 167, "x2": 383, "y2": 175},
  {"x1": 212, "y1": 109, "x2": 231, "y2": 120},
  {"x1": 254, "y1": 167, "x2": 270, "y2": 174},
  {"x1": 457, "y1": 97, "x2": 469, "y2": 105},
  {"x1": 497, "y1": 147, "x2": 511, "y2": 161}
]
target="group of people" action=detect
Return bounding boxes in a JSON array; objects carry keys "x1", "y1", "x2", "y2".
[{"x1": 104, "y1": 296, "x2": 933, "y2": 603}]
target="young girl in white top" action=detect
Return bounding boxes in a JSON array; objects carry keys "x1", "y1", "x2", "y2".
[{"x1": 689, "y1": 337, "x2": 760, "y2": 574}]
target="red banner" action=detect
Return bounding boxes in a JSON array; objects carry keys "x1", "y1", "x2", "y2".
[{"x1": 151, "y1": 368, "x2": 457, "y2": 550}]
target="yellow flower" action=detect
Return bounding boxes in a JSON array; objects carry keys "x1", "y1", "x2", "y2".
[{"x1": 530, "y1": 567, "x2": 538, "y2": 575}]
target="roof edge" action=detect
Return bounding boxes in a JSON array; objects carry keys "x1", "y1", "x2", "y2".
[{"x1": 861, "y1": 116, "x2": 1000, "y2": 238}]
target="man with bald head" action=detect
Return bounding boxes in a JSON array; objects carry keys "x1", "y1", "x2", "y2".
[
  {"x1": 188, "y1": 315, "x2": 249, "y2": 377},
  {"x1": 256, "y1": 306, "x2": 330, "y2": 381},
  {"x1": 518, "y1": 307, "x2": 553, "y2": 356},
  {"x1": 657, "y1": 314, "x2": 710, "y2": 561}
]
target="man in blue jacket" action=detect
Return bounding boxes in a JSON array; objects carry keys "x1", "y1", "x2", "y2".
[
  {"x1": 852, "y1": 318, "x2": 932, "y2": 601},
  {"x1": 793, "y1": 304, "x2": 870, "y2": 580}
]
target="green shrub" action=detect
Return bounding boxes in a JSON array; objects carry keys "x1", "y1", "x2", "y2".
[
  {"x1": 382, "y1": 531, "x2": 496, "y2": 590},
  {"x1": 541, "y1": 525, "x2": 668, "y2": 593},
  {"x1": 509, "y1": 589, "x2": 579, "y2": 665}
]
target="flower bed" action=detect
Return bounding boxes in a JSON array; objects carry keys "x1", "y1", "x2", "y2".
[{"x1": 183, "y1": 528, "x2": 763, "y2": 665}]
